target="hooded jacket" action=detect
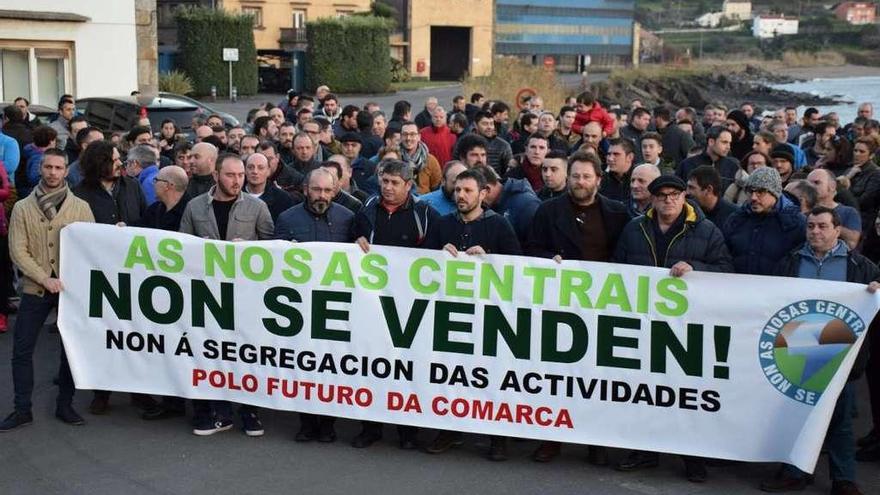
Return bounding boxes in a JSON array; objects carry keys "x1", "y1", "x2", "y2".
[
  {"x1": 613, "y1": 201, "x2": 733, "y2": 272},
  {"x1": 722, "y1": 194, "x2": 806, "y2": 275},
  {"x1": 571, "y1": 101, "x2": 616, "y2": 137},
  {"x1": 847, "y1": 161, "x2": 880, "y2": 230},
  {"x1": 491, "y1": 178, "x2": 541, "y2": 245}
]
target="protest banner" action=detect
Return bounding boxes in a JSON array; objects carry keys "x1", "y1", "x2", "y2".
[{"x1": 59, "y1": 223, "x2": 880, "y2": 471}]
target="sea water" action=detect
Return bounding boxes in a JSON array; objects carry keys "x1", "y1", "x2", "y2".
[{"x1": 771, "y1": 76, "x2": 880, "y2": 124}]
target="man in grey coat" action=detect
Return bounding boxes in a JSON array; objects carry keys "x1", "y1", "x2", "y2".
[{"x1": 179, "y1": 153, "x2": 273, "y2": 437}]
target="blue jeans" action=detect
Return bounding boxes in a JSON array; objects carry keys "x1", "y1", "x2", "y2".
[
  {"x1": 783, "y1": 382, "x2": 856, "y2": 482},
  {"x1": 11, "y1": 292, "x2": 75, "y2": 413}
]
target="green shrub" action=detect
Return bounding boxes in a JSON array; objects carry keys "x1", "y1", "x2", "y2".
[
  {"x1": 175, "y1": 7, "x2": 257, "y2": 96},
  {"x1": 159, "y1": 70, "x2": 194, "y2": 95},
  {"x1": 306, "y1": 16, "x2": 391, "y2": 93}
]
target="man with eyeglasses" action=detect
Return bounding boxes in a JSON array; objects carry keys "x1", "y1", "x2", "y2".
[
  {"x1": 612, "y1": 174, "x2": 732, "y2": 482},
  {"x1": 722, "y1": 167, "x2": 806, "y2": 276}
]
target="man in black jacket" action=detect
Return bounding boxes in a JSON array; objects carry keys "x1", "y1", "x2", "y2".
[
  {"x1": 527, "y1": 151, "x2": 629, "y2": 263},
  {"x1": 73, "y1": 140, "x2": 153, "y2": 415},
  {"x1": 764, "y1": 206, "x2": 879, "y2": 495},
  {"x1": 676, "y1": 126, "x2": 739, "y2": 192},
  {"x1": 74, "y1": 140, "x2": 146, "y2": 227},
  {"x1": 244, "y1": 152, "x2": 294, "y2": 222},
  {"x1": 136, "y1": 165, "x2": 191, "y2": 420},
  {"x1": 613, "y1": 174, "x2": 732, "y2": 483},
  {"x1": 423, "y1": 168, "x2": 521, "y2": 255},
  {"x1": 351, "y1": 159, "x2": 438, "y2": 450},
  {"x1": 525, "y1": 150, "x2": 629, "y2": 465},
  {"x1": 421, "y1": 168, "x2": 520, "y2": 461}
]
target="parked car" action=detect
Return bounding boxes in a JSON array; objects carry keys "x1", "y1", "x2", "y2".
[
  {"x1": 0, "y1": 103, "x2": 56, "y2": 125},
  {"x1": 75, "y1": 93, "x2": 239, "y2": 138}
]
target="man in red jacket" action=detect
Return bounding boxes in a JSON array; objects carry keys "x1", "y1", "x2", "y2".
[
  {"x1": 419, "y1": 106, "x2": 456, "y2": 166},
  {"x1": 571, "y1": 91, "x2": 616, "y2": 138}
]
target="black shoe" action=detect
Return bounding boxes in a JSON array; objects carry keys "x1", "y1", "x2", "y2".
[
  {"x1": 487, "y1": 437, "x2": 508, "y2": 461},
  {"x1": 587, "y1": 446, "x2": 608, "y2": 466},
  {"x1": 55, "y1": 405, "x2": 85, "y2": 426},
  {"x1": 295, "y1": 426, "x2": 318, "y2": 442},
  {"x1": 351, "y1": 429, "x2": 382, "y2": 448},
  {"x1": 683, "y1": 457, "x2": 707, "y2": 483},
  {"x1": 318, "y1": 420, "x2": 336, "y2": 443},
  {"x1": 89, "y1": 395, "x2": 110, "y2": 415},
  {"x1": 0, "y1": 411, "x2": 33, "y2": 432},
  {"x1": 533, "y1": 441, "x2": 561, "y2": 462},
  {"x1": 857, "y1": 429, "x2": 879, "y2": 447},
  {"x1": 759, "y1": 467, "x2": 813, "y2": 492},
  {"x1": 616, "y1": 451, "x2": 660, "y2": 471},
  {"x1": 142, "y1": 406, "x2": 185, "y2": 420},
  {"x1": 399, "y1": 437, "x2": 418, "y2": 450},
  {"x1": 831, "y1": 480, "x2": 863, "y2": 495},
  {"x1": 424, "y1": 431, "x2": 464, "y2": 454},
  {"x1": 130, "y1": 394, "x2": 159, "y2": 411},
  {"x1": 856, "y1": 442, "x2": 880, "y2": 462}
]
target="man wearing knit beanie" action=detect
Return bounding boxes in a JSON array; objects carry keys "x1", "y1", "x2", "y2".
[
  {"x1": 722, "y1": 166, "x2": 806, "y2": 275},
  {"x1": 770, "y1": 144, "x2": 795, "y2": 186},
  {"x1": 726, "y1": 110, "x2": 754, "y2": 161}
]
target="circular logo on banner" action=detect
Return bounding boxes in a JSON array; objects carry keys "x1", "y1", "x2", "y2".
[{"x1": 758, "y1": 300, "x2": 864, "y2": 406}]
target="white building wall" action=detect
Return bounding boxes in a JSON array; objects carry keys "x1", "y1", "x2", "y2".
[
  {"x1": 752, "y1": 17, "x2": 799, "y2": 39},
  {"x1": 0, "y1": 0, "x2": 138, "y2": 103}
]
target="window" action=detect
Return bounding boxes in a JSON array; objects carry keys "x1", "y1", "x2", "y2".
[
  {"x1": 0, "y1": 43, "x2": 71, "y2": 105},
  {"x1": 336, "y1": 10, "x2": 353, "y2": 18},
  {"x1": 242, "y1": 6, "x2": 263, "y2": 27},
  {"x1": 293, "y1": 10, "x2": 306, "y2": 28},
  {"x1": 1, "y1": 50, "x2": 30, "y2": 102}
]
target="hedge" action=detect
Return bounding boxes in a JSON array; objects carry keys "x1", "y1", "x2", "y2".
[
  {"x1": 175, "y1": 7, "x2": 258, "y2": 97},
  {"x1": 306, "y1": 16, "x2": 391, "y2": 93}
]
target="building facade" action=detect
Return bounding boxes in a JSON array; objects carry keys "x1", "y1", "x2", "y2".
[
  {"x1": 722, "y1": 0, "x2": 751, "y2": 21},
  {"x1": 0, "y1": 0, "x2": 142, "y2": 104},
  {"x1": 752, "y1": 15, "x2": 799, "y2": 38},
  {"x1": 495, "y1": 0, "x2": 635, "y2": 71},
  {"x1": 833, "y1": 2, "x2": 877, "y2": 25},
  {"x1": 386, "y1": 0, "x2": 493, "y2": 80}
]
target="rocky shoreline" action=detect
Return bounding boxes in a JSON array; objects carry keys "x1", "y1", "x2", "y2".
[{"x1": 594, "y1": 65, "x2": 839, "y2": 111}]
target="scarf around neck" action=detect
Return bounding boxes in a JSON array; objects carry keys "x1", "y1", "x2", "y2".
[
  {"x1": 34, "y1": 180, "x2": 69, "y2": 220},
  {"x1": 401, "y1": 142, "x2": 429, "y2": 172}
]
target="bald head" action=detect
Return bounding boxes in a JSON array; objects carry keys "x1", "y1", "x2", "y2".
[
  {"x1": 195, "y1": 125, "x2": 213, "y2": 141},
  {"x1": 191, "y1": 142, "x2": 218, "y2": 176},
  {"x1": 157, "y1": 165, "x2": 189, "y2": 192},
  {"x1": 246, "y1": 152, "x2": 269, "y2": 168},
  {"x1": 630, "y1": 163, "x2": 662, "y2": 204}
]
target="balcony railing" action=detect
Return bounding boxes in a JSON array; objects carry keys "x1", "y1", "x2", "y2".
[{"x1": 280, "y1": 27, "x2": 308, "y2": 44}]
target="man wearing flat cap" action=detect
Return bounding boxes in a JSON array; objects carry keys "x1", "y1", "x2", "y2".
[
  {"x1": 613, "y1": 173, "x2": 732, "y2": 482},
  {"x1": 722, "y1": 167, "x2": 806, "y2": 276}
]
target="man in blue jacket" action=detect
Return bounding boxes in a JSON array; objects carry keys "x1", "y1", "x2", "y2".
[
  {"x1": 476, "y1": 164, "x2": 540, "y2": 246},
  {"x1": 765, "y1": 206, "x2": 879, "y2": 495},
  {"x1": 722, "y1": 167, "x2": 806, "y2": 276}
]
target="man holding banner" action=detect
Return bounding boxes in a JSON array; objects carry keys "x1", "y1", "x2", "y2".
[
  {"x1": 0, "y1": 149, "x2": 94, "y2": 432},
  {"x1": 613, "y1": 174, "x2": 733, "y2": 482},
  {"x1": 422, "y1": 166, "x2": 521, "y2": 460},
  {"x1": 763, "y1": 206, "x2": 879, "y2": 495},
  {"x1": 274, "y1": 167, "x2": 354, "y2": 442},
  {"x1": 179, "y1": 152, "x2": 274, "y2": 437},
  {"x1": 352, "y1": 159, "x2": 438, "y2": 449}
]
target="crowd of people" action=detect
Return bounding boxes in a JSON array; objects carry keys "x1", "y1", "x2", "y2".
[{"x1": 0, "y1": 87, "x2": 880, "y2": 494}]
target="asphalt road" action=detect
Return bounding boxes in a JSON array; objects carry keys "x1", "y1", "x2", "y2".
[{"x1": 1, "y1": 315, "x2": 878, "y2": 495}]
